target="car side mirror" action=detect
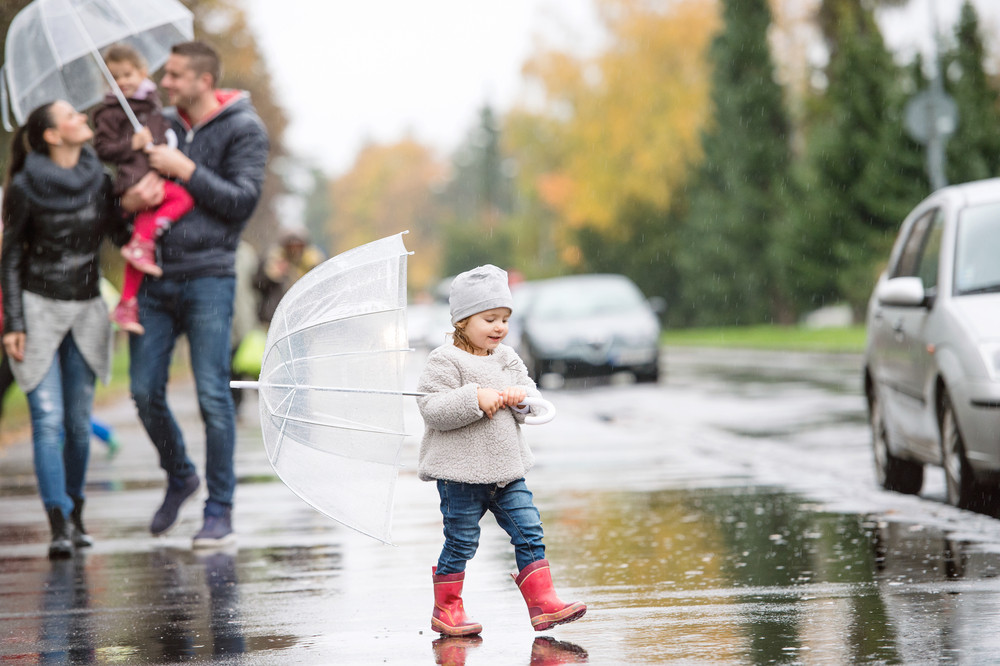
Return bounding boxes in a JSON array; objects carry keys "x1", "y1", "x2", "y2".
[
  {"x1": 648, "y1": 296, "x2": 667, "y2": 315},
  {"x1": 877, "y1": 276, "x2": 928, "y2": 307}
]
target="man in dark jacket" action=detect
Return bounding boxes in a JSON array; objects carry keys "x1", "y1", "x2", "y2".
[{"x1": 121, "y1": 41, "x2": 269, "y2": 548}]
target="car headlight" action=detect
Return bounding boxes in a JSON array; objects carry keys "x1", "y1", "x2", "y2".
[{"x1": 978, "y1": 342, "x2": 1000, "y2": 381}]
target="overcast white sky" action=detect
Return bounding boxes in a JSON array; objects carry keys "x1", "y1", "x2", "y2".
[
  {"x1": 243, "y1": 0, "x2": 601, "y2": 176},
  {"x1": 244, "y1": 0, "x2": 1000, "y2": 178}
]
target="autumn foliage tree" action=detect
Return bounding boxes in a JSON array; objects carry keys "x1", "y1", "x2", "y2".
[
  {"x1": 326, "y1": 139, "x2": 446, "y2": 293},
  {"x1": 509, "y1": 0, "x2": 719, "y2": 275}
]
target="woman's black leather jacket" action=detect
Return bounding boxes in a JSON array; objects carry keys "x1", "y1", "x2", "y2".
[{"x1": 1, "y1": 148, "x2": 129, "y2": 333}]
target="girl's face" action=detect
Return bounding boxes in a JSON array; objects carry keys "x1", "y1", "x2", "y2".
[
  {"x1": 47, "y1": 101, "x2": 93, "y2": 147},
  {"x1": 460, "y1": 307, "x2": 512, "y2": 356},
  {"x1": 107, "y1": 59, "x2": 147, "y2": 98}
]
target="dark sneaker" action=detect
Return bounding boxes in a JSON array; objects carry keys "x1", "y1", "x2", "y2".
[
  {"x1": 150, "y1": 474, "x2": 200, "y2": 536},
  {"x1": 192, "y1": 506, "x2": 235, "y2": 549}
]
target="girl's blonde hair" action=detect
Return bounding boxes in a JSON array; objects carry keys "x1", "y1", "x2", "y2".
[{"x1": 451, "y1": 318, "x2": 490, "y2": 355}]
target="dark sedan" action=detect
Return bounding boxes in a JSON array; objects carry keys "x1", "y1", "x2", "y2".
[{"x1": 511, "y1": 274, "x2": 662, "y2": 383}]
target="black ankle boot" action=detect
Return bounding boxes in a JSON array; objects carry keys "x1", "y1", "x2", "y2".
[
  {"x1": 71, "y1": 497, "x2": 93, "y2": 548},
  {"x1": 47, "y1": 507, "x2": 75, "y2": 559}
]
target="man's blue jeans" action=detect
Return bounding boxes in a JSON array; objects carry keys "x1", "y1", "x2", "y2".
[
  {"x1": 130, "y1": 276, "x2": 236, "y2": 509},
  {"x1": 435, "y1": 478, "x2": 545, "y2": 575},
  {"x1": 27, "y1": 333, "x2": 95, "y2": 518}
]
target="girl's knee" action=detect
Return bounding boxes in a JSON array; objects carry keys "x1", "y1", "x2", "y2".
[{"x1": 443, "y1": 537, "x2": 480, "y2": 562}]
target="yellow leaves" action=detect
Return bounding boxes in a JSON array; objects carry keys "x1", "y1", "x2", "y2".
[
  {"x1": 328, "y1": 139, "x2": 446, "y2": 291},
  {"x1": 514, "y1": 0, "x2": 720, "y2": 237},
  {"x1": 536, "y1": 172, "x2": 575, "y2": 212}
]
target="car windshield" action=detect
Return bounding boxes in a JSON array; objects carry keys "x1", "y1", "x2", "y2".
[
  {"x1": 955, "y1": 202, "x2": 1000, "y2": 295},
  {"x1": 530, "y1": 278, "x2": 646, "y2": 320}
]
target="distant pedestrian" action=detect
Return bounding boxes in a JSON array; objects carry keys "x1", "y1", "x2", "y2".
[
  {"x1": 122, "y1": 41, "x2": 269, "y2": 548},
  {"x1": 416, "y1": 265, "x2": 586, "y2": 636},
  {"x1": 92, "y1": 43, "x2": 194, "y2": 335},
  {"x1": 1, "y1": 101, "x2": 132, "y2": 558},
  {"x1": 230, "y1": 239, "x2": 262, "y2": 417},
  {"x1": 254, "y1": 226, "x2": 324, "y2": 325}
]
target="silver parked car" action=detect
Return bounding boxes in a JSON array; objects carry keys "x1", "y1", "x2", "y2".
[
  {"x1": 511, "y1": 274, "x2": 662, "y2": 383},
  {"x1": 864, "y1": 178, "x2": 1000, "y2": 509}
]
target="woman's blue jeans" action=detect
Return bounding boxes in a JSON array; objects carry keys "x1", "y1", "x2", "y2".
[
  {"x1": 130, "y1": 276, "x2": 236, "y2": 507},
  {"x1": 435, "y1": 478, "x2": 545, "y2": 575},
  {"x1": 27, "y1": 333, "x2": 95, "y2": 518}
]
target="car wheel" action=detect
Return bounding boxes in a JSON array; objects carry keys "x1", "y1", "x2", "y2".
[
  {"x1": 634, "y1": 363, "x2": 660, "y2": 384},
  {"x1": 941, "y1": 391, "x2": 985, "y2": 510},
  {"x1": 521, "y1": 341, "x2": 546, "y2": 382},
  {"x1": 870, "y1": 392, "x2": 923, "y2": 494}
]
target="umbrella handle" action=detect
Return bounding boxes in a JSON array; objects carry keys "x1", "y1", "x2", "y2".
[{"x1": 522, "y1": 396, "x2": 556, "y2": 425}]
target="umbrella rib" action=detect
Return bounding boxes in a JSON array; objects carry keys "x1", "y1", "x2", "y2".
[
  {"x1": 259, "y1": 389, "x2": 409, "y2": 436},
  {"x1": 262, "y1": 348, "x2": 411, "y2": 385},
  {"x1": 37, "y1": 5, "x2": 64, "y2": 68},
  {"x1": 106, "y1": 0, "x2": 141, "y2": 34},
  {"x1": 269, "y1": 409, "x2": 408, "y2": 438},
  {"x1": 270, "y1": 306, "x2": 404, "y2": 347},
  {"x1": 261, "y1": 382, "x2": 424, "y2": 398}
]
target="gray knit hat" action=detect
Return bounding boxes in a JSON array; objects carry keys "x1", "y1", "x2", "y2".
[{"x1": 449, "y1": 264, "x2": 513, "y2": 324}]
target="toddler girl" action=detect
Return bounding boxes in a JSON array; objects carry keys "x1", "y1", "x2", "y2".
[{"x1": 416, "y1": 264, "x2": 586, "y2": 636}]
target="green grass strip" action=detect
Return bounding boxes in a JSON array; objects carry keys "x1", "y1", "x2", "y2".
[{"x1": 661, "y1": 325, "x2": 867, "y2": 353}]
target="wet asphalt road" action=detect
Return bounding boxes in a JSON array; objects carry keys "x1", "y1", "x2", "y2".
[{"x1": 4, "y1": 347, "x2": 1000, "y2": 664}]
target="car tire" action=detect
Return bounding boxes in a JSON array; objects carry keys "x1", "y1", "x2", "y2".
[
  {"x1": 870, "y1": 392, "x2": 923, "y2": 494},
  {"x1": 941, "y1": 391, "x2": 986, "y2": 510},
  {"x1": 521, "y1": 341, "x2": 546, "y2": 382},
  {"x1": 634, "y1": 363, "x2": 660, "y2": 384}
]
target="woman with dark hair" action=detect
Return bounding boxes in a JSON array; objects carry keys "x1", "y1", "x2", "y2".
[{"x1": 1, "y1": 100, "x2": 131, "y2": 558}]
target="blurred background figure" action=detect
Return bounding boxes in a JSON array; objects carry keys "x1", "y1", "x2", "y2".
[
  {"x1": 230, "y1": 239, "x2": 262, "y2": 418},
  {"x1": 254, "y1": 226, "x2": 325, "y2": 326}
]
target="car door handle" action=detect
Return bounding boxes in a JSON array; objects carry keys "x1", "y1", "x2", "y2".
[{"x1": 892, "y1": 320, "x2": 904, "y2": 332}]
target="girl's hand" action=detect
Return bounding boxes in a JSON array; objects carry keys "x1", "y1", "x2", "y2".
[
  {"x1": 477, "y1": 387, "x2": 504, "y2": 419},
  {"x1": 121, "y1": 172, "x2": 164, "y2": 212},
  {"x1": 501, "y1": 387, "x2": 527, "y2": 408},
  {"x1": 3, "y1": 332, "x2": 25, "y2": 362},
  {"x1": 131, "y1": 126, "x2": 153, "y2": 151}
]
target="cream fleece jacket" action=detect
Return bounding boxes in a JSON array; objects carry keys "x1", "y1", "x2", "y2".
[{"x1": 417, "y1": 342, "x2": 541, "y2": 484}]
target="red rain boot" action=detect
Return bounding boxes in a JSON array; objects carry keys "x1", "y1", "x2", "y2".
[
  {"x1": 431, "y1": 567, "x2": 483, "y2": 637},
  {"x1": 512, "y1": 559, "x2": 587, "y2": 631}
]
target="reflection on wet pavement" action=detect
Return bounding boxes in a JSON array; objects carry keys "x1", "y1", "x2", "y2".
[
  {"x1": 5, "y1": 482, "x2": 1000, "y2": 663},
  {"x1": 538, "y1": 485, "x2": 1000, "y2": 663},
  {"x1": 6, "y1": 349, "x2": 1000, "y2": 663}
]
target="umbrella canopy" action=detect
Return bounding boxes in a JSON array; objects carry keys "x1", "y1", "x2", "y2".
[
  {"x1": 257, "y1": 233, "x2": 412, "y2": 545},
  {"x1": 232, "y1": 232, "x2": 557, "y2": 544},
  {"x1": 1, "y1": 0, "x2": 193, "y2": 130}
]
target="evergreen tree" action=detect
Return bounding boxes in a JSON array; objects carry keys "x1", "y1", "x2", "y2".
[
  {"x1": 787, "y1": 0, "x2": 927, "y2": 319},
  {"x1": 943, "y1": 1, "x2": 1000, "y2": 184},
  {"x1": 676, "y1": 0, "x2": 793, "y2": 326},
  {"x1": 438, "y1": 105, "x2": 517, "y2": 274}
]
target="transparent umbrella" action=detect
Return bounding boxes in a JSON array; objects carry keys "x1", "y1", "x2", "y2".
[
  {"x1": 232, "y1": 233, "x2": 554, "y2": 545},
  {"x1": 1, "y1": 0, "x2": 193, "y2": 130}
]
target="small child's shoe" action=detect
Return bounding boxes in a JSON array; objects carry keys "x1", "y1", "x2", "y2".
[
  {"x1": 112, "y1": 298, "x2": 145, "y2": 335},
  {"x1": 121, "y1": 237, "x2": 162, "y2": 277}
]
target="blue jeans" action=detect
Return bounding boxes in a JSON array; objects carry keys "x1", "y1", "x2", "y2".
[
  {"x1": 27, "y1": 333, "x2": 95, "y2": 518},
  {"x1": 435, "y1": 478, "x2": 545, "y2": 575},
  {"x1": 130, "y1": 276, "x2": 236, "y2": 508}
]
